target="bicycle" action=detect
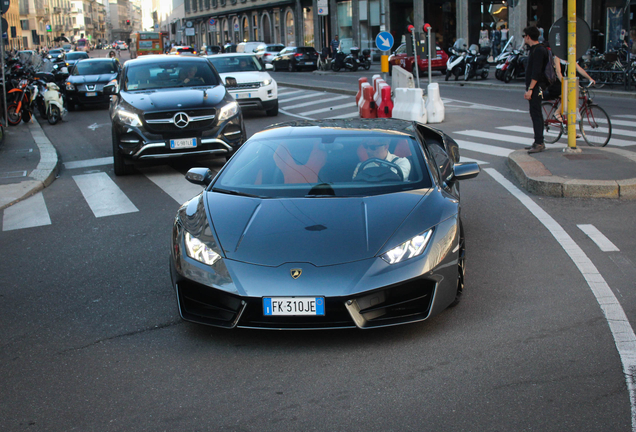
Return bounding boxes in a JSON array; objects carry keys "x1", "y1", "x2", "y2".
[{"x1": 541, "y1": 82, "x2": 612, "y2": 147}]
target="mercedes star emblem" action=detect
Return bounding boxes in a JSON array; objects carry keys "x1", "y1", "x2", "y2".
[{"x1": 173, "y1": 112, "x2": 190, "y2": 128}]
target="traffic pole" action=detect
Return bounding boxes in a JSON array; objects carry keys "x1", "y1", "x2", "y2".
[
  {"x1": 425, "y1": 24, "x2": 432, "y2": 85},
  {"x1": 566, "y1": 0, "x2": 577, "y2": 150},
  {"x1": 408, "y1": 25, "x2": 420, "y2": 88}
]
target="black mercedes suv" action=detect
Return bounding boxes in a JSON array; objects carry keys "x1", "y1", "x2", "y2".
[{"x1": 105, "y1": 56, "x2": 246, "y2": 176}]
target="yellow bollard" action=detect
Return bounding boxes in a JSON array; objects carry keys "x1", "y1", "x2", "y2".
[{"x1": 381, "y1": 55, "x2": 389, "y2": 73}]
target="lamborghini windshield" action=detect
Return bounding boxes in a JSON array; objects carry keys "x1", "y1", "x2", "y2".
[{"x1": 215, "y1": 130, "x2": 432, "y2": 198}]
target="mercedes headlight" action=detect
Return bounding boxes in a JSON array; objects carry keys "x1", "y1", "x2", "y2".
[
  {"x1": 217, "y1": 101, "x2": 239, "y2": 121},
  {"x1": 184, "y1": 232, "x2": 221, "y2": 265},
  {"x1": 117, "y1": 109, "x2": 142, "y2": 127},
  {"x1": 381, "y1": 229, "x2": 433, "y2": 265},
  {"x1": 261, "y1": 79, "x2": 272, "y2": 86}
]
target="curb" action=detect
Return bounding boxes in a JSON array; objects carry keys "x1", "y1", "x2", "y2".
[
  {"x1": 0, "y1": 117, "x2": 60, "y2": 211},
  {"x1": 507, "y1": 147, "x2": 636, "y2": 199}
]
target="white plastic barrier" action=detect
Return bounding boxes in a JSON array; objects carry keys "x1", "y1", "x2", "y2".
[
  {"x1": 425, "y1": 83, "x2": 445, "y2": 123},
  {"x1": 391, "y1": 66, "x2": 415, "y2": 90},
  {"x1": 392, "y1": 87, "x2": 427, "y2": 124}
]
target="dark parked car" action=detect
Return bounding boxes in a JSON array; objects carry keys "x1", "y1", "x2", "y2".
[
  {"x1": 271, "y1": 46, "x2": 319, "y2": 71},
  {"x1": 65, "y1": 51, "x2": 90, "y2": 69},
  {"x1": 105, "y1": 56, "x2": 246, "y2": 176},
  {"x1": 170, "y1": 118, "x2": 479, "y2": 329},
  {"x1": 65, "y1": 58, "x2": 121, "y2": 110},
  {"x1": 202, "y1": 45, "x2": 222, "y2": 55}
]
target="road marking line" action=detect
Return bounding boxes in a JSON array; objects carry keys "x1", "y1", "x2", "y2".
[
  {"x1": 459, "y1": 156, "x2": 489, "y2": 165},
  {"x1": 277, "y1": 89, "x2": 306, "y2": 96},
  {"x1": 454, "y1": 139, "x2": 515, "y2": 157},
  {"x1": 455, "y1": 130, "x2": 535, "y2": 145},
  {"x1": 300, "y1": 102, "x2": 357, "y2": 116},
  {"x1": 498, "y1": 125, "x2": 635, "y2": 147},
  {"x1": 614, "y1": 115, "x2": 636, "y2": 120},
  {"x1": 283, "y1": 95, "x2": 350, "y2": 110},
  {"x1": 279, "y1": 108, "x2": 314, "y2": 120},
  {"x1": 64, "y1": 157, "x2": 114, "y2": 170},
  {"x1": 278, "y1": 92, "x2": 324, "y2": 103},
  {"x1": 2, "y1": 192, "x2": 51, "y2": 231},
  {"x1": 140, "y1": 166, "x2": 204, "y2": 204},
  {"x1": 73, "y1": 172, "x2": 138, "y2": 218},
  {"x1": 486, "y1": 167, "x2": 636, "y2": 431},
  {"x1": 577, "y1": 224, "x2": 620, "y2": 252}
]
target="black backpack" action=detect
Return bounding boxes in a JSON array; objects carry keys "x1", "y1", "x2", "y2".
[{"x1": 544, "y1": 46, "x2": 557, "y2": 85}]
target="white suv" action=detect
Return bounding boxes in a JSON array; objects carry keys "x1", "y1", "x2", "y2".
[{"x1": 206, "y1": 53, "x2": 278, "y2": 116}]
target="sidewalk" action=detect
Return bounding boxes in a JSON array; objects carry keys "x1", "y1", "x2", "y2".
[{"x1": 0, "y1": 118, "x2": 59, "y2": 211}]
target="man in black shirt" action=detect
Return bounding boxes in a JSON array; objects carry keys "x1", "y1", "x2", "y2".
[{"x1": 523, "y1": 26, "x2": 549, "y2": 153}]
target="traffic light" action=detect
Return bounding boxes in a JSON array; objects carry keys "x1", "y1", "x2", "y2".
[{"x1": 126, "y1": 19, "x2": 130, "y2": 25}]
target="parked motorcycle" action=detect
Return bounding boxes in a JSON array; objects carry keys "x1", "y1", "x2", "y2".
[
  {"x1": 464, "y1": 44, "x2": 491, "y2": 81},
  {"x1": 445, "y1": 38, "x2": 467, "y2": 81},
  {"x1": 6, "y1": 78, "x2": 33, "y2": 125},
  {"x1": 503, "y1": 49, "x2": 527, "y2": 83},
  {"x1": 331, "y1": 50, "x2": 358, "y2": 72},
  {"x1": 359, "y1": 49, "x2": 372, "y2": 70}
]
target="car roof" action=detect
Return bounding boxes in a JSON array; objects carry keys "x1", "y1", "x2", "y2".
[
  {"x1": 125, "y1": 55, "x2": 210, "y2": 66},
  {"x1": 208, "y1": 53, "x2": 257, "y2": 58}
]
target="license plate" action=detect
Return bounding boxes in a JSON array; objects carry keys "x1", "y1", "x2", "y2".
[
  {"x1": 305, "y1": 62, "x2": 314, "y2": 65},
  {"x1": 236, "y1": 93, "x2": 251, "y2": 99},
  {"x1": 263, "y1": 297, "x2": 325, "y2": 316},
  {"x1": 85, "y1": 92, "x2": 97, "y2": 97},
  {"x1": 170, "y1": 138, "x2": 196, "y2": 149}
]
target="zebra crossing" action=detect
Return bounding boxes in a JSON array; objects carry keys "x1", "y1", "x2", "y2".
[{"x1": 3, "y1": 87, "x2": 634, "y2": 232}]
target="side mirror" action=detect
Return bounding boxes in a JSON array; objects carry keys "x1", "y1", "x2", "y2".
[
  {"x1": 265, "y1": 63, "x2": 273, "y2": 71},
  {"x1": 185, "y1": 168, "x2": 214, "y2": 187},
  {"x1": 453, "y1": 162, "x2": 480, "y2": 181},
  {"x1": 225, "y1": 77, "x2": 237, "y2": 87}
]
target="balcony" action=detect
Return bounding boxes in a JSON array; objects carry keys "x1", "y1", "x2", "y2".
[
  {"x1": 55, "y1": 24, "x2": 63, "y2": 31},
  {"x1": 53, "y1": 7, "x2": 61, "y2": 13}
]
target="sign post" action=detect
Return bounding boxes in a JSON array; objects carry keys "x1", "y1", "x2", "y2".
[
  {"x1": 375, "y1": 31, "x2": 394, "y2": 82},
  {"x1": 0, "y1": 3, "x2": 8, "y2": 128}
]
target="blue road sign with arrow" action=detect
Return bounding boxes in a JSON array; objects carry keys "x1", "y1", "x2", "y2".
[{"x1": 375, "y1": 32, "x2": 394, "y2": 52}]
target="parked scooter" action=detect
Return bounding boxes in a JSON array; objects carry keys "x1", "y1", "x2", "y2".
[
  {"x1": 445, "y1": 38, "x2": 467, "y2": 81},
  {"x1": 464, "y1": 44, "x2": 491, "y2": 81},
  {"x1": 493, "y1": 36, "x2": 515, "y2": 81},
  {"x1": 503, "y1": 48, "x2": 527, "y2": 83},
  {"x1": 331, "y1": 50, "x2": 358, "y2": 72},
  {"x1": 360, "y1": 49, "x2": 372, "y2": 70},
  {"x1": 43, "y1": 82, "x2": 66, "y2": 125}
]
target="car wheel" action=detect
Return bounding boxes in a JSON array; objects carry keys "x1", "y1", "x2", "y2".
[
  {"x1": 272, "y1": 62, "x2": 278, "y2": 72},
  {"x1": 112, "y1": 127, "x2": 134, "y2": 176},
  {"x1": 449, "y1": 221, "x2": 465, "y2": 307},
  {"x1": 288, "y1": 62, "x2": 296, "y2": 72},
  {"x1": 265, "y1": 100, "x2": 278, "y2": 117}
]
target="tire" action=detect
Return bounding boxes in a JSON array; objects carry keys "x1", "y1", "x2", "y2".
[
  {"x1": 47, "y1": 105, "x2": 61, "y2": 125},
  {"x1": 22, "y1": 109, "x2": 32, "y2": 123},
  {"x1": 449, "y1": 221, "x2": 466, "y2": 307},
  {"x1": 503, "y1": 68, "x2": 512, "y2": 83},
  {"x1": 495, "y1": 69, "x2": 503, "y2": 80},
  {"x1": 7, "y1": 103, "x2": 22, "y2": 126},
  {"x1": 445, "y1": 69, "x2": 451, "y2": 81},
  {"x1": 580, "y1": 104, "x2": 611, "y2": 147},
  {"x1": 541, "y1": 101, "x2": 564, "y2": 144},
  {"x1": 272, "y1": 62, "x2": 278, "y2": 72},
  {"x1": 464, "y1": 65, "x2": 471, "y2": 81},
  {"x1": 481, "y1": 69, "x2": 489, "y2": 79},
  {"x1": 453, "y1": 66, "x2": 461, "y2": 81},
  {"x1": 265, "y1": 100, "x2": 278, "y2": 117},
  {"x1": 331, "y1": 62, "x2": 340, "y2": 72},
  {"x1": 112, "y1": 128, "x2": 135, "y2": 176},
  {"x1": 288, "y1": 61, "x2": 295, "y2": 72},
  {"x1": 363, "y1": 61, "x2": 371, "y2": 71}
]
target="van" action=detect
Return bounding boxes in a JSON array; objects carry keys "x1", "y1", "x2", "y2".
[{"x1": 236, "y1": 41, "x2": 263, "y2": 54}]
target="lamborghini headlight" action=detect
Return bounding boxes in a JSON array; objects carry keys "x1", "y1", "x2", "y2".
[
  {"x1": 117, "y1": 109, "x2": 142, "y2": 127},
  {"x1": 381, "y1": 229, "x2": 433, "y2": 265},
  {"x1": 217, "y1": 101, "x2": 239, "y2": 122},
  {"x1": 184, "y1": 232, "x2": 221, "y2": 265}
]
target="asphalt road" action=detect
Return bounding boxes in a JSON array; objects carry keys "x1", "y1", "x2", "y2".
[{"x1": 1, "y1": 51, "x2": 636, "y2": 431}]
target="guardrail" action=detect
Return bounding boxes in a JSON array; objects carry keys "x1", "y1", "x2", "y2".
[{"x1": 586, "y1": 68, "x2": 634, "y2": 91}]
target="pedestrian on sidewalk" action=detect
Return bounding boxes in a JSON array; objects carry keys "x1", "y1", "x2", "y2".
[
  {"x1": 522, "y1": 26, "x2": 549, "y2": 154},
  {"x1": 330, "y1": 35, "x2": 340, "y2": 57}
]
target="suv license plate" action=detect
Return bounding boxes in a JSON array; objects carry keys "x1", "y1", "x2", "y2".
[
  {"x1": 170, "y1": 138, "x2": 196, "y2": 149},
  {"x1": 263, "y1": 297, "x2": 325, "y2": 316},
  {"x1": 86, "y1": 92, "x2": 97, "y2": 97}
]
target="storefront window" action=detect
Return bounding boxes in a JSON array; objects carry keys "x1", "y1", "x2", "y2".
[
  {"x1": 243, "y1": 16, "x2": 249, "y2": 41},
  {"x1": 253, "y1": 14, "x2": 258, "y2": 41},
  {"x1": 337, "y1": 1, "x2": 353, "y2": 52},
  {"x1": 303, "y1": 7, "x2": 314, "y2": 46},
  {"x1": 274, "y1": 10, "x2": 280, "y2": 44},
  {"x1": 233, "y1": 17, "x2": 239, "y2": 43},
  {"x1": 358, "y1": 0, "x2": 380, "y2": 52},
  {"x1": 286, "y1": 10, "x2": 295, "y2": 46},
  {"x1": 222, "y1": 18, "x2": 229, "y2": 44}
]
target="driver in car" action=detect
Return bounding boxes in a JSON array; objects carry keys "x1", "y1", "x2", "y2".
[
  {"x1": 352, "y1": 140, "x2": 411, "y2": 181},
  {"x1": 181, "y1": 65, "x2": 204, "y2": 84}
]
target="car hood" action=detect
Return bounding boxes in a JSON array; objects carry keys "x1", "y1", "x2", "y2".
[
  {"x1": 207, "y1": 191, "x2": 435, "y2": 267},
  {"x1": 121, "y1": 85, "x2": 228, "y2": 112},
  {"x1": 217, "y1": 71, "x2": 272, "y2": 84},
  {"x1": 68, "y1": 73, "x2": 117, "y2": 84}
]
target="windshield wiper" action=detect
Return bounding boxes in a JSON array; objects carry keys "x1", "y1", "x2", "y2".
[{"x1": 212, "y1": 187, "x2": 261, "y2": 198}]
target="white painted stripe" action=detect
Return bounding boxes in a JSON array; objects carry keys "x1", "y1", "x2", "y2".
[
  {"x1": 300, "y1": 102, "x2": 357, "y2": 116},
  {"x1": 454, "y1": 139, "x2": 515, "y2": 157},
  {"x1": 140, "y1": 166, "x2": 204, "y2": 204},
  {"x1": 327, "y1": 111, "x2": 361, "y2": 119},
  {"x1": 577, "y1": 224, "x2": 620, "y2": 252},
  {"x1": 455, "y1": 130, "x2": 535, "y2": 145},
  {"x1": 73, "y1": 172, "x2": 138, "y2": 218},
  {"x1": 499, "y1": 125, "x2": 636, "y2": 147},
  {"x1": 277, "y1": 89, "x2": 305, "y2": 96},
  {"x1": 279, "y1": 108, "x2": 315, "y2": 120},
  {"x1": 614, "y1": 115, "x2": 636, "y2": 120},
  {"x1": 283, "y1": 95, "x2": 349, "y2": 110},
  {"x1": 459, "y1": 156, "x2": 489, "y2": 165},
  {"x1": 486, "y1": 167, "x2": 636, "y2": 431},
  {"x1": 64, "y1": 157, "x2": 114, "y2": 170},
  {"x1": 596, "y1": 118, "x2": 636, "y2": 128},
  {"x1": 278, "y1": 92, "x2": 324, "y2": 103},
  {"x1": 2, "y1": 192, "x2": 51, "y2": 231}
]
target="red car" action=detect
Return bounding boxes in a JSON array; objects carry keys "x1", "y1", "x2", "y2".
[{"x1": 388, "y1": 43, "x2": 449, "y2": 75}]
